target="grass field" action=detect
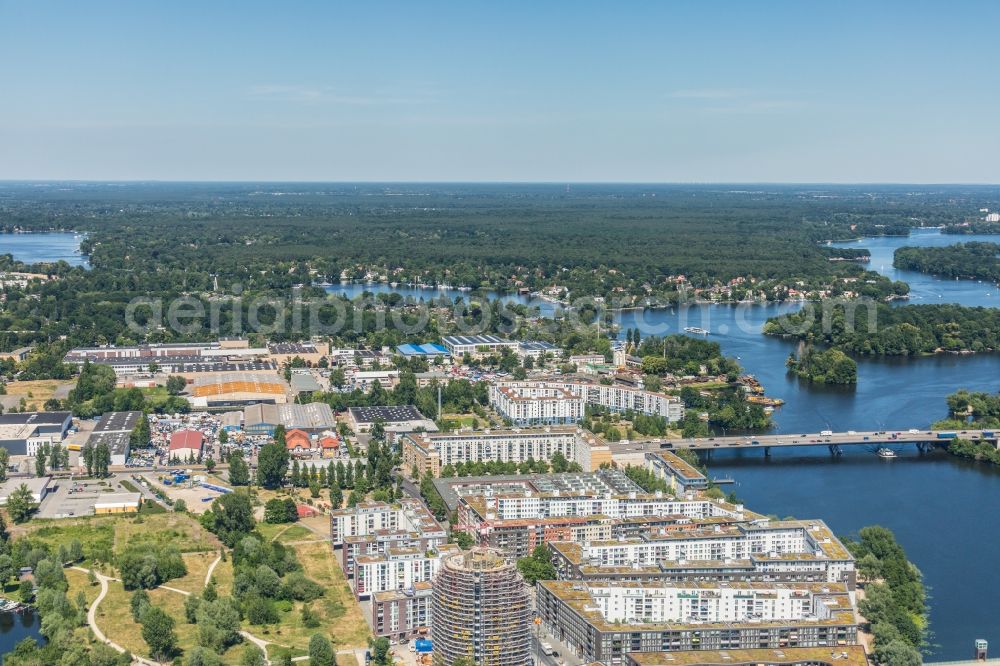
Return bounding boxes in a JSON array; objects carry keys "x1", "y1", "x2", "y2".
[
  {"x1": 1, "y1": 379, "x2": 74, "y2": 411},
  {"x1": 65, "y1": 567, "x2": 102, "y2": 607},
  {"x1": 112, "y1": 512, "x2": 221, "y2": 553},
  {"x1": 166, "y1": 551, "x2": 221, "y2": 594},
  {"x1": 255, "y1": 522, "x2": 315, "y2": 544},
  {"x1": 97, "y1": 579, "x2": 247, "y2": 664}
]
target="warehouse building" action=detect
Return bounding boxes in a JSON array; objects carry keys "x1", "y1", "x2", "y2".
[
  {"x1": 395, "y1": 342, "x2": 450, "y2": 359},
  {"x1": 169, "y1": 429, "x2": 205, "y2": 461},
  {"x1": 516, "y1": 340, "x2": 561, "y2": 359},
  {"x1": 86, "y1": 411, "x2": 144, "y2": 466},
  {"x1": 242, "y1": 402, "x2": 337, "y2": 436},
  {"x1": 0, "y1": 412, "x2": 73, "y2": 456},
  {"x1": 441, "y1": 335, "x2": 519, "y2": 359},
  {"x1": 267, "y1": 341, "x2": 328, "y2": 366},
  {"x1": 347, "y1": 405, "x2": 437, "y2": 435},
  {"x1": 94, "y1": 492, "x2": 142, "y2": 514},
  {"x1": 0, "y1": 476, "x2": 51, "y2": 505},
  {"x1": 188, "y1": 372, "x2": 289, "y2": 408}
]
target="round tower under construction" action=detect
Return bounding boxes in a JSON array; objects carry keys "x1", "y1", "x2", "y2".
[{"x1": 431, "y1": 547, "x2": 531, "y2": 666}]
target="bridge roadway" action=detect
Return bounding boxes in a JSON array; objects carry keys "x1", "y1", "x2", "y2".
[{"x1": 609, "y1": 428, "x2": 997, "y2": 453}]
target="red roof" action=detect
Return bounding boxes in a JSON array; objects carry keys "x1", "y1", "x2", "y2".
[
  {"x1": 285, "y1": 428, "x2": 312, "y2": 450},
  {"x1": 296, "y1": 504, "x2": 318, "y2": 517},
  {"x1": 320, "y1": 436, "x2": 340, "y2": 449},
  {"x1": 169, "y1": 429, "x2": 204, "y2": 451}
]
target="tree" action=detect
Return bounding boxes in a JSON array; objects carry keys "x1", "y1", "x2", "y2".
[
  {"x1": 6, "y1": 483, "x2": 36, "y2": 523},
  {"x1": 257, "y1": 441, "x2": 289, "y2": 489},
  {"x1": 175, "y1": 498, "x2": 188, "y2": 513},
  {"x1": 82, "y1": 442, "x2": 95, "y2": 476},
  {"x1": 197, "y1": 597, "x2": 242, "y2": 653},
  {"x1": 35, "y1": 447, "x2": 46, "y2": 477},
  {"x1": 0, "y1": 446, "x2": 8, "y2": 481},
  {"x1": 879, "y1": 640, "x2": 923, "y2": 666},
  {"x1": 265, "y1": 498, "x2": 295, "y2": 524},
  {"x1": 517, "y1": 544, "x2": 556, "y2": 584},
  {"x1": 240, "y1": 644, "x2": 267, "y2": 666},
  {"x1": 210, "y1": 492, "x2": 256, "y2": 547},
  {"x1": 140, "y1": 605, "x2": 178, "y2": 662},
  {"x1": 329, "y1": 484, "x2": 343, "y2": 509},
  {"x1": 228, "y1": 451, "x2": 250, "y2": 486},
  {"x1": 219, "y1": 429, "x2": 229, "y2": 445},
  {"x1": 166, "y1": 375, "x2": 187, "y2": 395},
  {"x1": 371, "y1": 637, "x2": 391, "y2": 666},
  {"x1": 309, "y1": 633, "x2": 336, "y2": 666},
  {"x1": 184, "y1": 594, "x2": 201, "y2": 623},
  {"x1": 130, "y1": 589, "x2": 151, "y2": 622},
  {"x1": 0, "y1": 555, "x2": 15, "y2": 586},
  {"x1": 94, "y1": 442, "x2": 111, "y2": 477},
  {"x1": 204, "y1": 457, "x2": 216, "y2": 473}
]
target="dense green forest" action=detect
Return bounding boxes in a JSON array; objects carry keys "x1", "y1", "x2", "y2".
[
  {"x1": 0, "y1": 183, "x2": 995, "y2": 352},
  {"x1": 893, "y1": 242, "x2": 1000, "y2": 282},
  {"x1": 764, "y1": 303, "x2": 1000, "y2": 355},
  {"x1": 943, "y1": 221, "x2": 1000, "y2": 235},
  {"x1": 0, "y1": 183, "x2": 998, "y2": 370},
  {"x1": 785, "y1": 345, "x2": 857, "y2": 384}
]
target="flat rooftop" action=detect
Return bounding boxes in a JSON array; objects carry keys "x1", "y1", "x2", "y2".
[{"x1": 627, "y1": 646, "x2": 868, "y2": 666}]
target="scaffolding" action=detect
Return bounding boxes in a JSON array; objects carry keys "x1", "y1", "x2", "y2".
[{"x1": 432, "y1": 547, "x2": 531, "y2": 666}]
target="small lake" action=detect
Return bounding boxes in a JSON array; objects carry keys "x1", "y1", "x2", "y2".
[
  {"x1": 0, "y1": 610, "x2": 42, "y2": 662},
  {"x1": 0, "y1": 232, "x2": 88, "y2": 267}
]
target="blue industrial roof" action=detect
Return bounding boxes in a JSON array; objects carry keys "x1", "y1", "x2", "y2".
[{"x1": 396, "y1": 343, "x2": 449, "y2": 356}]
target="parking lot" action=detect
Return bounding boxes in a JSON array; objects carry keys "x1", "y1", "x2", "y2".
[{"x1": 36, "y1": 476, "x2": 136, "y2": 519}]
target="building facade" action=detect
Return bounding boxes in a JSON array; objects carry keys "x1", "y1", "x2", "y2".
[
  {"x1": 537, "y1": 580, "x2": 858, "y2": 665},
  {"x1": 431, "y1": 548, "x2": 531, "y2": 666},
  {"x1": 401, "y1": 427, "x2": 606, "y2": 477},
  {"x1": 489, "y1": 383, "x2": 586, "y2": 426}
]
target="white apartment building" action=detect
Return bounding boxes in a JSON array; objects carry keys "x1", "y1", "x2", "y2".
[
  {"x1": 479, "y1": 493, "x2": 745, "y2": 522},
  {"x1": 402, "y1": 427, "x2": 608, "y2": 476},
  {"x1": 555, "y1": 520, "x2": 855, "y2": 585},
  {"x1": 329, "y1": 499, "x2": 446, "y2": 545},
  {"x1": 489, "y1": 383, "x2": 586, "y2": 426},
  {"x1": 354, "y1": 545, "x2": 459, "y2": 599},
  {"x1": 491, "y1": 380, "x2": 684, "y2": 423},
  {"x1": 589, "y1": 581, "x2": 831, "y2": 625}
]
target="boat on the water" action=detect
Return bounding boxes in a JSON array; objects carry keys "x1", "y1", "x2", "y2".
[
  {"x1": 877, "y1": 448, "x2": 897, "y2": 459},
  {"x1": 684, "y1": 326, "x2": 709, "y2": 335}
]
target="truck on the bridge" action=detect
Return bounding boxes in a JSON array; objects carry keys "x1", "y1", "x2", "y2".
[
  {"x1": 936, "y1": 432, "x2": 957, "y2": 439},
  {"x1": 820, "y1": 430, "x2": 833, "y2": 436}
]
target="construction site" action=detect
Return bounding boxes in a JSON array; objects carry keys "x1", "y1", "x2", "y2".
[{"x1": 430, "y1": 548, "x2": 531, "y2": 666}]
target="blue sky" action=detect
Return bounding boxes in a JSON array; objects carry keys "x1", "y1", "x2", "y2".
[{"x1": 1, "y1": 1, "x2": 998, "y2": 182}]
